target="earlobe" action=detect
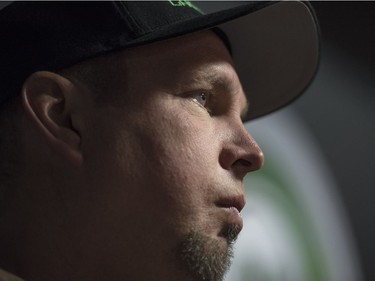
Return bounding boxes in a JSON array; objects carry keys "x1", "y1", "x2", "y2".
[{"x1": 21, "y1": 71, "x2": 83, "y2": 166}]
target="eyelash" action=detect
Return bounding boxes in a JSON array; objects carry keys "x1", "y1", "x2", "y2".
[{"x1": 192, "y1": 91, "x2": 213, "y2": 114}]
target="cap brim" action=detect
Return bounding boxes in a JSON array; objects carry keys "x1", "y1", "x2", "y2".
[{"x1": 218, "y1": 1, "x2": 320, "y2": 120}]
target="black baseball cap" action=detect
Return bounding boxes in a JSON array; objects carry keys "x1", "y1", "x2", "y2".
[{"x1": 0, "y1": 1, "x2": 319, "y2": 120}]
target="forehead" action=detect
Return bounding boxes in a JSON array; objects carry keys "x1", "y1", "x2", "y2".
[{"x1": 120, "y1": 30, "x2": 247, "y2": 105}]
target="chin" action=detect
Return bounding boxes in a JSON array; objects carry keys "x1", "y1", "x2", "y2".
[{"x1": 176, "y1": 227, "x2": 237, "y2": 281}]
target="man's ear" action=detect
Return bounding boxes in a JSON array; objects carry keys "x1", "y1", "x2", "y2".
[{"x1": 21, "y1": 71, "x2": 83, "y2": 166}]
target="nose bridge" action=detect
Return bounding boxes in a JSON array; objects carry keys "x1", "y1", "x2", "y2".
[
  {"x1": 219, "y1": 118, "x2": 264, "y2": 178},
  {"x1": 236, "y1": 121, "x2": 264, "y2": 166}
]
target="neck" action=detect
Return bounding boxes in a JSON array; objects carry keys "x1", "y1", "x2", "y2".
[{"x1": 0, "y1": 172, "x2": 80, "y2": 281}]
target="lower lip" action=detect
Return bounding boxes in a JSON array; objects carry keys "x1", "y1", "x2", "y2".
[{"x1": 225, "y1": 207, "x2": 243, "y2": 229}]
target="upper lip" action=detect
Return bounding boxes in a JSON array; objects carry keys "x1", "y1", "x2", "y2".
[{"x1": 216, "y1": 194, "x2": 246, "y2": 213}]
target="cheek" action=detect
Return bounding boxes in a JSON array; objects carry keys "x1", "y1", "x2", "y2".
[
  {"x1": 75, "y1": 100, "x2": 223, "y2": 258},
  {"x1": 130, "y1": 105, "x2": 218, "y2": 210}
]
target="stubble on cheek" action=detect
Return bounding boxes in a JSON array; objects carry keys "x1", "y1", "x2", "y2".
[{"x1": 176, "y1": 224, "x2": 240, "y2": 281}]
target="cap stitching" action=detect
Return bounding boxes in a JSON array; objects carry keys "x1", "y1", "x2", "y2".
[{"x1": 113, "y1": 1, "x2": 145, "y2": 37}]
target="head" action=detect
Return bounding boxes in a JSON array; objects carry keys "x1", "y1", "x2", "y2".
[
  {"x1": 0, "y1": 2, "x2": 319, "y2": 281},
  {"x1": 0, "y1": 30, "x2": 263, "y2": 281}
]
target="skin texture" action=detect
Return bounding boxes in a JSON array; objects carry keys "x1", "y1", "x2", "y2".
[{"x1": 0, "y1": 31, "x2": 264, "y2": 281}]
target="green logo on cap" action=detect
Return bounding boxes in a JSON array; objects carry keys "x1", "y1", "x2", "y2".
[{"x1": 169, "y1": 0, "x2": 203, "y2": 14}]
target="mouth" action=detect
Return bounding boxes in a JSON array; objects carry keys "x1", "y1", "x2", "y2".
[
  {"x1": 216, "y1": 194, "x2": 246, "y2": 213},
  {"x1": 216, "y1": 195, "x2": 246, "y2": 242}
]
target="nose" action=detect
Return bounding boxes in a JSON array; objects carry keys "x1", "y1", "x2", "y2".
[{"x1": 219, "y1": 122, "x2": 264, "y2": 179}]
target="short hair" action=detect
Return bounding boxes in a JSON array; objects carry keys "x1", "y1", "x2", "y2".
[
  {"x1": 0, "y1": 95, "x2": 24, "y2": 209},
  {"x1": 0, "y1": 51, "x2": 127, "y2": 206},
  {"x1": 58, "y1": 50, "x2": 129, "y2": 106}
]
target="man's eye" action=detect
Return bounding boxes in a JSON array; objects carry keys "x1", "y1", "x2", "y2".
[{"x1": 193, "y1": 91, "x2": 209, "y2": 107}]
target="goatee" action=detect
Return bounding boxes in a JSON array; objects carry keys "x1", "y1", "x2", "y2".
[{"x1": 177, "y1": 224, "x2": 240, "y2": 281}]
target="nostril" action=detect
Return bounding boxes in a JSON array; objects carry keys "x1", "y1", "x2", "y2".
[
  {"x1": 231, "y1": 158, "x2": 254, "y2": 179},
  {"x1": 233, "y1": 149, "x2": 264, "y2": 176},
  {"x1": 236, "y1": 159, "x2": 251, "y2": 167}
]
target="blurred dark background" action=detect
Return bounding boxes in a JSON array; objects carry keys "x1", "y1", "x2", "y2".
[{"x1": 298, "y1": 3, "x2": 375, "y2": 281}]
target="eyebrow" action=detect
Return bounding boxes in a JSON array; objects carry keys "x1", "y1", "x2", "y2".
[{"x1": 192, "y1": 67, "x2": 229, "y2": 88}]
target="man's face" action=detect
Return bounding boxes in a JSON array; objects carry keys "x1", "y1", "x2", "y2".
[{"x1": 70, "y1": 31, "x2": 263, "y2": 281}]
